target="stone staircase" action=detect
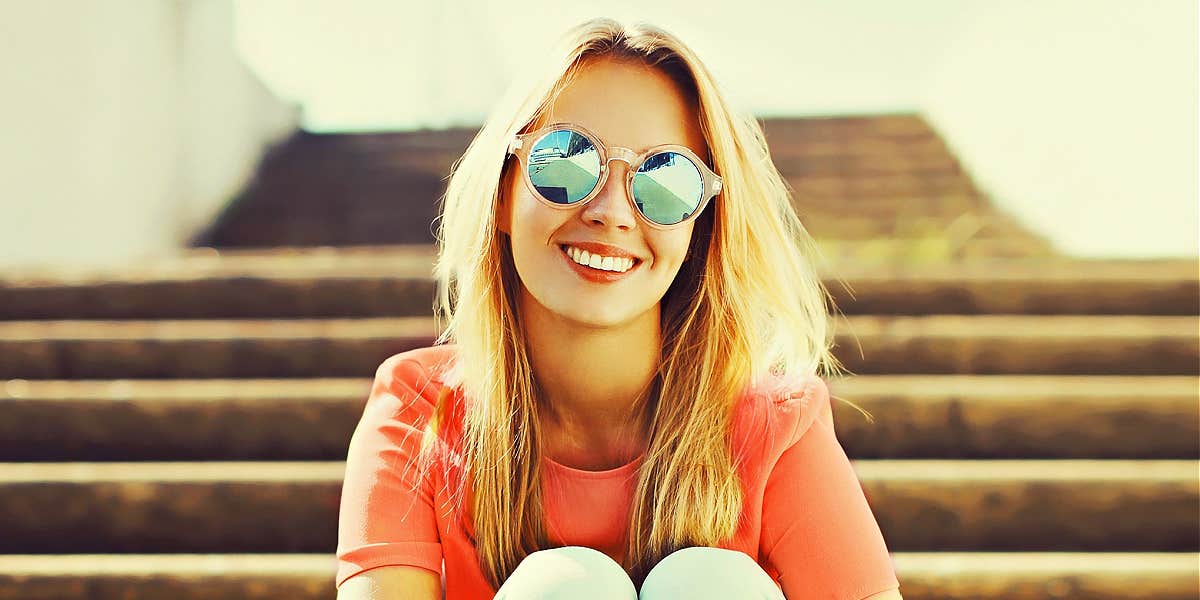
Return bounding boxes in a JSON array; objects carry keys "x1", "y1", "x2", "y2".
[
  {"x1": 190, "y1": 114, "x2": 1056, "y2": 262},
  {"x1": 0, "y1": 246, "x2": 1196, "y2": 599},
  {"x1": 3, "y1": 112, "x2": 1197, "y2": 598}
]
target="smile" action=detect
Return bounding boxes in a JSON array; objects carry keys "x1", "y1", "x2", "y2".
[
  {"x1": 561, "y1": 244, "x2": 636, "y2": 272},
  {"x1": 559, "y1": 245, "x2": 641, "y2": 282}
]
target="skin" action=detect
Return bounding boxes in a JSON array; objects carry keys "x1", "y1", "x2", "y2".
[{"x1": 496, "y1": 55, "x2": 707, "y2": 471}]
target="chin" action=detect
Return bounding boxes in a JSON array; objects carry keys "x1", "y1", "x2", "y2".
[{"x1": 562, "y1": 308, "x2": 634, "y2": 330}]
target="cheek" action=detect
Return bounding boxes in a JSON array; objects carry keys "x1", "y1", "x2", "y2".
[
  {"x1": 511, "y1": 193, "x2": 555, "y2": 236},
  {"x1": 654, "y1": 228, "x2": 695, "y2": 267},
  {"x1": 507, "y1": 190, "x2": 569, "y2": 257}
]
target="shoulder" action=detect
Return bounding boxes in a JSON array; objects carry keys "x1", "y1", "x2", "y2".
[
  {"x1": 374, "y1": 343, "x2": 460, "y2": 389},
  {"x1": 733, "y1": 371, "x2": 834, "y2": 459},
  {"x1": 776, "y1": 372, "x2": 833, "y2": 447},
  {"x1": 362, "y1": 344, "x2": 462, "y2": 430}
]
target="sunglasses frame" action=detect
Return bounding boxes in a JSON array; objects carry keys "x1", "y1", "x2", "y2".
[{"x1": 505, "y1": 121, "x2": 722, "y2": 230}]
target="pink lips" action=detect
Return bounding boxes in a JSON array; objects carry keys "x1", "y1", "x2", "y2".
[
  {"x1": 560, "y1": 240, "x2": 640, "y2": 261},
  {"x1": 559, "y1": 244, "x2": 640, "y2": 283}
]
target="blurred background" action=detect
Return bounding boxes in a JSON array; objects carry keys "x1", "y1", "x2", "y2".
[
  {"x1": 0, "y1": 0, "x2": 1196, "y2": 267},
  {"x1": 0, "y1": 1, "x2": 1196, "y2": 599}
]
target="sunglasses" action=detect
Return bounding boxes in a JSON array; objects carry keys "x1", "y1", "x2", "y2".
[{"x1": 506, "y1": 121, "x2": 722, "y2": 229}]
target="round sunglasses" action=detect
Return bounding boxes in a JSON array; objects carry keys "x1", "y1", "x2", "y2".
[{"x1": 505, "y1": 122, "x2": 722, "y2": 229}]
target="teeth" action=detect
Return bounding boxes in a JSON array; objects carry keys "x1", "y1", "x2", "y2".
[{"x1": 564, "y1": 245, "x2": 634, "y2": 273}]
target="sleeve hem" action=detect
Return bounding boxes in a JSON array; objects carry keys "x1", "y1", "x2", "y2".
[
  {"x1": 335, "y1": 541, "x2": 443, "y2": 589},
  {"x1": 850, "y1": 580, "x2": 902, "y2": 600}
]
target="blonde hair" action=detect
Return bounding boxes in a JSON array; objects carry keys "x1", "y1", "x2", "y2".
[{"x1": 418, "y1": 16, "x2": 857, "y2": 590}]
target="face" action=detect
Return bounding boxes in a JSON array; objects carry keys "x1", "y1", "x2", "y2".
[{"x1": 497, "y1": 56, "x2": 708, "y2": 330}]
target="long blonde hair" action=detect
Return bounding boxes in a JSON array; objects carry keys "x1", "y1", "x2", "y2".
[{"x1": 419, "y1": 16, "x2": 854, "y2": 589}]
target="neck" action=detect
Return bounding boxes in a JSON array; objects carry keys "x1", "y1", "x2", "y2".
[{"x1": 520, "y1": 293, "x2": 659, "y2": 443}]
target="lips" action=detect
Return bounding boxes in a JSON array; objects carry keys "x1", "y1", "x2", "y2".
[
  {"x1": 558, "y1": 244, "x2": 641, "y2": 283},
  {"x1": 558, "y1": 240, "x2": 642, "y2": 262}
]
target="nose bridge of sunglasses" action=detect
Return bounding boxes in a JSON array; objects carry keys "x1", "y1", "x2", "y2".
[
  {"x1": 580, "y1": 154, "x2": 640, "y2": 218},
  {"x1": 593, "y1": 155, "x2": 637, "y2": 205},
  {"x1": 606, "y1": 145, "x2": 639, "y2": 167}
]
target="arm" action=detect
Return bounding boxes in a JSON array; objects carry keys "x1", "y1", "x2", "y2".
[
  {"x1": 760, "y1": 376, "x2": 901, "y2": 600},
  {"x1": 335, "y1": 355, "x2": 446, "y2": 594},
  {"x1": 337, "y1": 566, "x2": 442, "y2": 600}
]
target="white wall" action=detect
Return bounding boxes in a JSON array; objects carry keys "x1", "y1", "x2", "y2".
[
  {"x1": 235, "y1": 0, "x2": 1197, "y2": 259},
  {"x1": 920, "y1": 0, "x2": 1198, "y2": 258},
  {"x1": 0, "y1": 0, "x2": 297, "y2": 270},
  {"x1": 233, "y1": 0, "x2": 982, "y2": 130}
]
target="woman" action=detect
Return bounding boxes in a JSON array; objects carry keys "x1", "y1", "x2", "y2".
[{"x1": 336, "y1": 17, "x2": 902, "y2": 600}]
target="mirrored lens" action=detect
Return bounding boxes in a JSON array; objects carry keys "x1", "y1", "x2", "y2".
[
  {"x1": 527, "y1": 129, "x2": 601, "y2": 204},
  {"x1": 632, "y1": 152, "x2": 704, "y2": 225}
]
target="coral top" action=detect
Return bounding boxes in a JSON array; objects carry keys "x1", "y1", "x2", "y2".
[{"x1": 335, "y1": 344, "x2": 900, "y2": 599}]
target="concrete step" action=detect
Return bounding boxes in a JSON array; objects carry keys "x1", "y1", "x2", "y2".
[
  {"x1": 824, "y1": 258, "x2": 1195, "y2": 317},
  {"x1": 792, "y1": 193, "x2": 989, "y2": 219},
  {"x1": 831, "y1": 314, "x2": 1197, "y2": 375},
  {"x1": 1, "y1": 376, "x2": 1195, "y2": 462},
  {"x1": 0, "y1": 552, "x2": 1195, "y2": 600},
  {"x1": 854, "y1": 459, "x2": 1198, "y2": 551},
  {"x1": 0, "y1": 317, "x2": 433, "y2": 379},
  {"x1": 0, "y1": 554, "x2": 335, "y2": 600},
  {"x1": 1, "y1": 314, "x2": 1194, "y2": 379},
  {"x1": 887, "y1": 552, "x2": 1199, "y2": 600},
  {"x1": 0, "y1": 246, "x2": 439, "y2": 320},
  {"x1": 785, "y1": 172, "x2": 977, "y2": 200},
  {"x1": 0, "y1": 460, "x2": 1193, "y2": 553},
  {"x1": 833, "y1": 375, "x2": 1199, "y2": 459},
  {"x1": 1, "y1": 248, "x2": 1194, "y2": 319},
  {"x1": 798, "y1": 210, "x2": 1030, "y2": 237},
  {"x1": 772, "y1": 148, "x2": 963, "y2": 177},
  {"x1": 761, "y1": 114, "x2": 940, "y2": 142},
  {"x1": 814, "y1": 234, "x2": 1059, "y2": 263}
]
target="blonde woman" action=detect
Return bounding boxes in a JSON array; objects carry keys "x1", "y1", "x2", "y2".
[{"x1": 335, "y1": 17, "x2": 902, "y2": 600}]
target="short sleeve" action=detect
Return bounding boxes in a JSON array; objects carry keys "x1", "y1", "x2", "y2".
[
  {"x1": 759, "y1": 375, "x2": 900, "y2": 600},
  {"x1": 335, "y1": 354, "x2": 444, "y2": 589}
]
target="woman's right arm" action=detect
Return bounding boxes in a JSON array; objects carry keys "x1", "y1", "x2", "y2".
[
  {"x1": 337, "y1": 566, "x2": 442, "y2": 600},
  {"x1": 335, "y1": 354, "x2": 447, "y2": 595}
]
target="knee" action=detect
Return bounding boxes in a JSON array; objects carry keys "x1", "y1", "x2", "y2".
[
  {"x1": 640, "y1": 547, "x2": 782, "y2": 600},
  {"x1": 495, "y1": 546, "x2": 636, "y2": 600}
]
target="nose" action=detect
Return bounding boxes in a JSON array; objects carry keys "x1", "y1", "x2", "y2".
[{"x1": 579, "y1": 156, "x2": 639, "y2": 230}]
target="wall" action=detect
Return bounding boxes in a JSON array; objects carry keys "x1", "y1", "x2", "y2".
[
  {"x1": 920, "y1": 0, "x2": 1198, "y2": 258},
  {"x1": 0, "y1": 0, "x2": 297, "y2": 270}
]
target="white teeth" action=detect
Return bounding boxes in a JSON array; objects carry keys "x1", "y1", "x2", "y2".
[{"x1": 563, "y1": 245, "x2": 634, "y2": 273}]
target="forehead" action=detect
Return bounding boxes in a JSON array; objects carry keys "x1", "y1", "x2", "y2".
[{"x1": 533, "y1": 57, "x2": 707, "y2": 156}]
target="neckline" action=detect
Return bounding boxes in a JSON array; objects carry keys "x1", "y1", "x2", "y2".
[{"x1": 542, "y1": 452, "x2": 645, "y2": 479}]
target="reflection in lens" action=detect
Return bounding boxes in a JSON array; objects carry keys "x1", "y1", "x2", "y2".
[
  {"x1": 632, "y1": 152, "x2": 703, "y2": 225},
  {"x1": 527, "y1": 129, "x2": 601, "y2": 204}
]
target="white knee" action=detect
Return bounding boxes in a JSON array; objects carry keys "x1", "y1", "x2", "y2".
[
  {"x1": 495, "y1": 546, "x2": 637, "y2": 600},
  {"x1": 640, "y1": 547, "x2": 783, "y2": 600}
]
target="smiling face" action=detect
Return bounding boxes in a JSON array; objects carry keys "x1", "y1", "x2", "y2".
[{"x1": 497, "y1": 56, "x2": 708, "y2": 329}]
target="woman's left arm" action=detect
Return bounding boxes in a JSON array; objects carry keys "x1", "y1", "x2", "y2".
[{"x1": 759, "y1": 376, "x2": 902, "y2": 600}]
